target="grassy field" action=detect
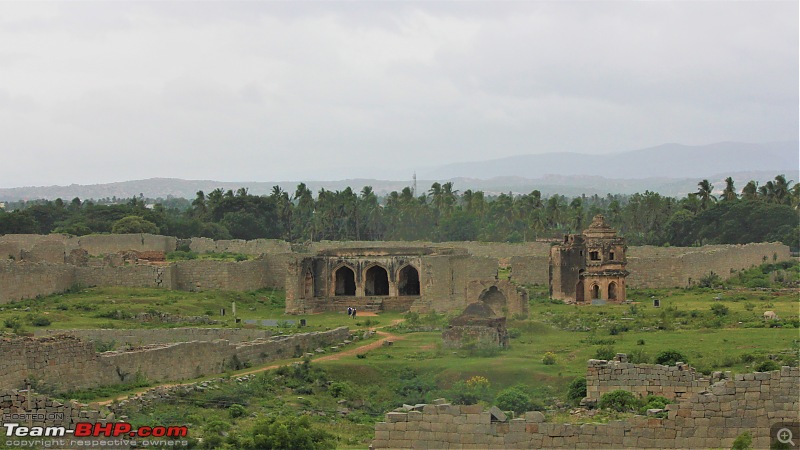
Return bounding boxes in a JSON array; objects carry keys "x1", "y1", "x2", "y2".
[
  {"x1": 1, "y1": 262, "x2": 797, "y2": 449},
  {"x1": 0, "y1": 286, "x2": 401, "y2": 333}
]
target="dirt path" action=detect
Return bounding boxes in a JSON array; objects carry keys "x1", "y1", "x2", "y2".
[{"x1": 99, "y1": 319, "x2": 405, "y2": 406}]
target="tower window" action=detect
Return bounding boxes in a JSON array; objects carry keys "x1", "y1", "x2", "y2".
[{"x1": 589, "y1": 251, "x2": 600, "y2": 261}]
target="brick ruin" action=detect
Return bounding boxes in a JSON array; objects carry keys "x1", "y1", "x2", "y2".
[
  {"x1": 0, "y1": 233, "x2": 791, "y2": 312},
  {"x1": 372, "y1": 358, "x2": 800, "y2": 449},
  {"x1": 550, "y1": 214, "x2": 629, "y2": 304}
]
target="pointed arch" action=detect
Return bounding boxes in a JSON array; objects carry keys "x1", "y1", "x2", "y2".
[
  {"x1": 608, "y1": 282, "x2": 617, "y2": 300},
  {"x1": 334, "y1": 265, "x2": 356, "y2": 296},
  {"x1": 591, "y1": 283, "x2": 600, "y2": 300},
  {"x1": 364, "y1": 264, "x2": 389, "y2": 296},
  {"x1": 398, "y1": 264, "x2": 420, "y2": 296}
]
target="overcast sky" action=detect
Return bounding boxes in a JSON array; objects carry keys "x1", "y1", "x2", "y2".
[{"x1": 0, "y1": 1, "x2": 797, "y2": 187}]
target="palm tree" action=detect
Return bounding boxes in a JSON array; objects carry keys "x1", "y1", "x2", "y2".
[
  {"x1": 773, "y1": 175, "x2": 793, "y2": 205},
  {"x1": 741, "y1": 181, "x2": 758, "y2": 201},
  {"x1": 721, "y1": 177, "x2": 737, "y2": 201},
  {"x1": 696, "y1": 180, "x2": 716, "y2": 210},
  {"x1": 758, "y1": 181, "x2": 776, "y2": 203}
]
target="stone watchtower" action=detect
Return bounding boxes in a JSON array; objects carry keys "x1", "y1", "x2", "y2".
[{"x1": 549, "y1": 214, "x2": 628, "y2": 304}]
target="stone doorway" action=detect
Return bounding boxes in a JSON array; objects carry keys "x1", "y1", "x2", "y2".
[
  {"x1": 398, "y1": 265, "x2": 420, "y2": 296},
  {"x1": 334, "y1": 266, "x2": 356, "y2": 296},
  {"x1": 608, "y1": 282, "x2": 617, "y2": 300},
  {"x1": 365, "y1": 265, "x2": 389, "y2": 296}
]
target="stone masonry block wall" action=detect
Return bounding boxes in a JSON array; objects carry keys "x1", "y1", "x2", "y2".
[
  {"x1": 259, "y1": 254, "x2": 290, "y2": 289},
  {"x1": 75, "y1": 265, "x2": 175, "y2": 290},
  {"x1": 0, "y1": 336, "x2": 104, "y2": 391},
  {"x1": 628, "y1": 242, "x2": 790, "y2": 288},
  {"x1": 0, "y1": 261, "x2": 75, "y2": 304},
  {"x1": 70, "y1": 234, "x2": 178, "y2": 256},
  {"x1": 509, "y1": 255, "x2": 549, "y2": 285},
  {"x1": 1, "y1": 389, "x2": 113, "y2": 430},
  {"x1": 34, "y1": 328, "x2": 273, "y2": 346},
  {"x1": 0, "y1": 328, "x2": 350, "y2": 391},
  {"x1": 0, "y1": 234, "x2": 68, "y2": 260},
  {"x1": 188, "y1": 237, "x2": 291, "y2": 255},
  {"x1": 679, "y1": 242, "x2": 790, "y2": 285},
  {"x1": 585, "y1": 358, "x2": 708, "y2": 401},
  {"x1": 174, "y1": 259, "x2": 271, "y2": 291},
  {"x1": 373, "y1": 366, "x2": 800, "y2": 449},
  {"x1": 310, "y1": 240, "x2": 552, "y2": 258}
]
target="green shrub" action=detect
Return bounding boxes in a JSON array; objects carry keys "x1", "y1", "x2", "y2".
[
  {"x1": 755, "y1": 360, "x2": 780, "y2": 372},
  {"x1": 627, "y1": 349, "x2": 651, "y2": 364},
  {"x1": 94, "y1": 340, "x2": 116, "y2": 353},
  {"x1": 598, "y1": 390, "x2": 640, "y2": 412},
  {"x1": 30, "y1": 316, "x2": 51, "y2": 327},
  {"x1": 242, "y1": 415, "x2": 335, "y2": 450},
  {"x1": 229, "y1": 404, "x2": 246, "y2": 419},
  {"x1": 637, "y1": 339, "x2": 645, "y2": 346},
  {"x1": 594, "y1": 346, "x2": 616, "y2": 361},
  {"x1": 710, "y1": 303, "x2": 729, "y2": 317},
  {"x1": 542, "y1": 352, "x2": 557, "y2": 365},
  {"x1": 328, "y1": 381, "x2": 352, "y2": 398},
  {"x1": 566, "y1": 377, "x2": 587, "y2": 405},
  {"x1": 731, "y1": 431, "x2": 752, "y2": 450},
  {"x1": 449, "y1": 376, "x2": 491, "y2": 405},
  {"x1": 639, "y1": 395, "x2": 670, "y2": 414},
  {"x1": 655, "y1": 350, "x2": 687, "y2": 366},
  {"x1": 495, "y1": 387, "x2": 532, "y2": 414}
]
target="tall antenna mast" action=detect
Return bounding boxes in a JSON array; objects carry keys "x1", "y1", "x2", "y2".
[{"x1": 412, "y1": 172, "x2": 417, "y2": 196}]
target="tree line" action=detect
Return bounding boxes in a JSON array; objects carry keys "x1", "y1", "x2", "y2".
[{"x1": 0, "y1": 175, "x2": 797, "y2": 248}]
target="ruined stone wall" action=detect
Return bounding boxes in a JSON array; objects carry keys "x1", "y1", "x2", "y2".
[
  {"x1": 260, "y1": 254, "x2": 290, "y2": 289},
  {"x1": 70, "y1": 234, "x2": 177, "y2": 256},
  {"x1": 0, "y1": 261, "x2": 76, "y2": 304},
  {"x1": 464, "y1": 280, "x2": 529, "y2": 317},
  {"x1": 75, "y1": 265, "x2": 175, "y2": 290},
  {"x1": 33, "y1": 328, "x2": 273, "y2": 346},
  {"x1": 1, "y1": 389, "x2": 114, "y2": 430},
  {"x1": 0, "y1": 328, "x2": 350, "y2": 391},
  {"x1": 173, "y1": 259, "x2": 271, "y2": 291},
  {"x1": 627, "y1": 242, "x2": 790, "y2": 288},
  {"x1": 585, "y1": 358, "x2": 709, "y2": 401},
  {"x1": 678, "y1": 242, "x2": 790, "y2": 286},
  {"x1": 309, "y1": 240, "x2": 551, "y2": 258},
  {"x1": 0, "y1": 234, "x2": 68, "y2": 260},
  {"x1": 0, "y1": 336, "x2": 104, "y2": 391},
  {"x1": 509, "y1": 255, "x2": 549, "y2": 285},
  {"x1": 373, "y1": 366, "x2": 800, "y2": 449},
  {"x1": 188, "y1": 237, "x2": 291, "y2": 254}
]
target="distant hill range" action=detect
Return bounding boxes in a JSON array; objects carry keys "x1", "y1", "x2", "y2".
[{"x1": 1, "y1": 141, "x2": 797, "y2": 201}]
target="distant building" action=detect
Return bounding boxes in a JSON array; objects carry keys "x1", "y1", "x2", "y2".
[{"x1": 549, "y1": 214, "x2": 628, "y2": 304}]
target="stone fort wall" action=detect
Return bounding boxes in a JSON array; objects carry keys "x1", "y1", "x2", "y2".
[
  {"x1": 626, "y1": 242, "x2": 790, "y2": 288},
  {"x1": 585, "y1": 357, "x2": 710, "y2": 402},
  {"x1": 372, "y1": 363, "x2": 800, "y2": 449},
  {"x1": 0, "y1": 234, "x2": 791, "y2": 304},
  {"x1": 33, "y1": 328, "x2": 274, "y2": 346},
  {"x1": 1, "y1": 389, "x2": 114, "y2": 430},
  {"x1": 0, "y1": 328, "x2": 350, "y2": 391}
]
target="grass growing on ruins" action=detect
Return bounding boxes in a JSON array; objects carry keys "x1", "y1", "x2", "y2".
[
  {"x1": 95, "y1": 280, "x2": 797, "y2": 449},
  {"x1": 6, "y1": 262, "x2": 797, "y2": 448},
  {"x1": 0, "y1": 286, "x2": 400, "y2": 334}
]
